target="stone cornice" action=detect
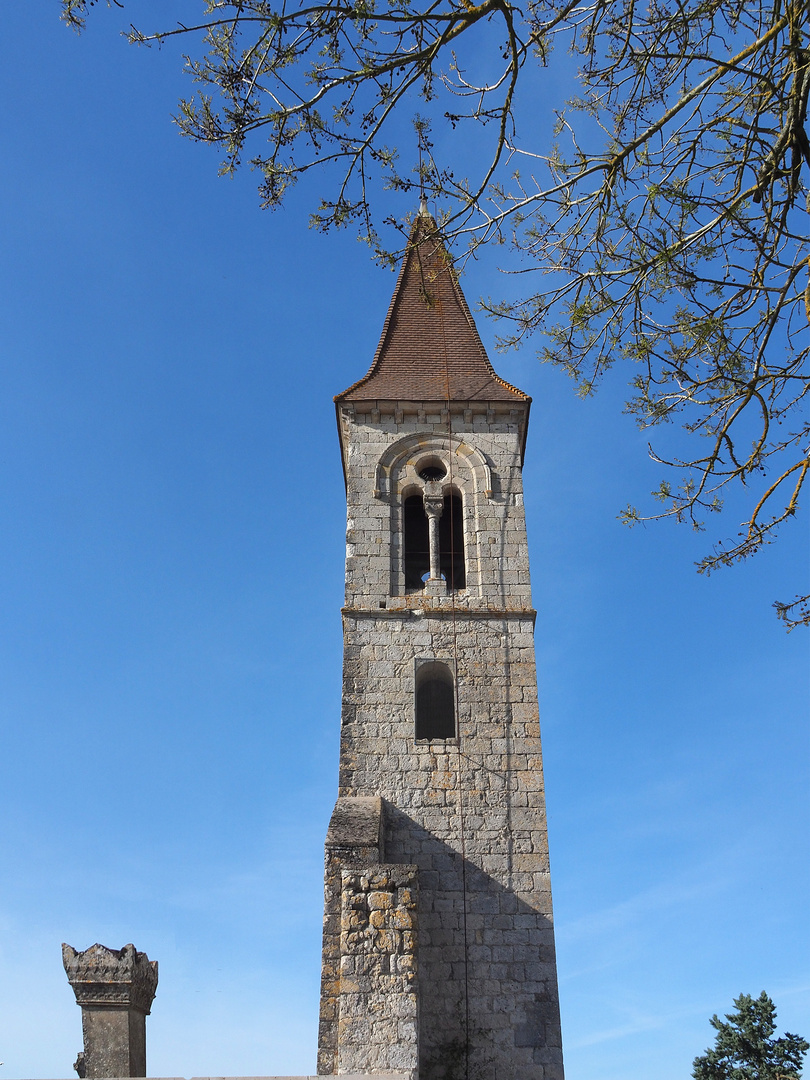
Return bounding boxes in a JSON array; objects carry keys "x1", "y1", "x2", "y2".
[{"x1": 341, "y1": 606, "x2": 536, "y2": 624}]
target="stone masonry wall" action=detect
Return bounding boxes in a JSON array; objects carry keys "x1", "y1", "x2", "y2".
[{"x1": 338, "y1": 866, "x2": 419, "y2": 1080}]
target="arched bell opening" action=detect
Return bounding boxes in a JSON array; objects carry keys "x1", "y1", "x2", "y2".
[
  {"x1": 439, "y1": 489, "x2": 465, "y2": 591},
  {"x1": 381, "y1": 432, "x2": 488, "y2": 597},
  {"x1": 403, "y1": 493, "x2": 431, "y2": 591},
  {"x1": 402, "y1": 486, "x2": 466, "y2": 594}
]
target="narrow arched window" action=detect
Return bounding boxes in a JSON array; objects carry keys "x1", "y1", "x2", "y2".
[
  {"x1": 403, "y1": 494, "x2": 430, "y2": 591},
  {"x1": 439, "y1": 490, "x2": 465, "y2": 591},
  {"x1": 415, "y1": 662, "x2": 456, "y2": 740}
]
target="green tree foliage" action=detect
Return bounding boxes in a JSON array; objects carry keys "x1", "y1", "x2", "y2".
[
  {"x1": 61, "y1": 0, "x2": 810, "y2": 623},
  {"x1": 693, "y1": 992, "x2": 809, "y2": 1080}
]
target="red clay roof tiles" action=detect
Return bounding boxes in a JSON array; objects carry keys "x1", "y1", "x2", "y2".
[{"x1": 336, "y1": 215, "x2": 529, "y2": 404}]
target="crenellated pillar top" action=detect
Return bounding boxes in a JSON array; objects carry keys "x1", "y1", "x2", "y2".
[{"x1": 62, "y1": 943, "x2": 158, "y2": 1014}]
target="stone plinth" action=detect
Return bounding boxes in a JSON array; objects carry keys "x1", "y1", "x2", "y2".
[{"x1": 62, "y1": 942, "x2": 158, "y2": 1078}]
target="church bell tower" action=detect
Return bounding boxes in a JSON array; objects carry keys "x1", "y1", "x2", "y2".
[{"x1": 318, "y1": 211, "x2": 564, "y2": 1080}]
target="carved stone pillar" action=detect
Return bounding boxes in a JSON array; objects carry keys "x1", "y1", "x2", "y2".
[
  {"x1": 62, "y1": 943, "x2": 158, "y2": 1078},
  {"x1": 422, "y1": 480, "x2": 445, "y2": 595}
]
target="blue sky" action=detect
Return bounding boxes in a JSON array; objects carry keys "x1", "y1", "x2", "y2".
[{"x1": 0, "y1": 6, "x2": 807, "y2": 1079}]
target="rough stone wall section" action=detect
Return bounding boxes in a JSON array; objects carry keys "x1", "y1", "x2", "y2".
[
  {"x1": 338, "y1": 867, "x2": 419, "y2": 1080},
  {"x1": 318, "y1": 797, "x2": 385, "y2": 1075}
]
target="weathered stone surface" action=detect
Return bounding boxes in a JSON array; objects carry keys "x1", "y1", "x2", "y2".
[
  {"x1": 62, "y1": 944, "x2": 158, "y2": 1013},
  {"x1": 338, "y1": 867, "x2": 419, "y2": 1080},
  {"x1": 326, "y1": 796, "x2": 384, "y2": 850},
  {"x1": 318, "y1": 798, "x2": 387, "y2": 1075},
  {"x1": 63, "y1": 943, "x2": 157, "y2": 1078}
]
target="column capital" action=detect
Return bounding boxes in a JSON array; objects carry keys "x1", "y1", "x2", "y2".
[
  {"x1": 62, "y1": 943, "x2": 158, "y2": 1014},
  {"x1": 422, "y1": 480, "x2": 444, "y2": 519}
]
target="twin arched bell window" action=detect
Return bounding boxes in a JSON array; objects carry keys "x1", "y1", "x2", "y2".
[{"x1": 403, "y1": 460, "x2": 466, "y2": 593}]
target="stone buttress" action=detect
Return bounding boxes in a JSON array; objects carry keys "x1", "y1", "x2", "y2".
[{"x1": 318, "y1": 212, "x2": 564, "y2": 1080}]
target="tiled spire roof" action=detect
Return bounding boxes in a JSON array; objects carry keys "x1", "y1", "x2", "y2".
[{"x1": 335, "y1": 212, "x2": 529, "y2": 404}]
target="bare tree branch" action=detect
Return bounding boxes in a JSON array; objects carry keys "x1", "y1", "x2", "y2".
[{"x1": 62, "y1": 0, "x2": 810, "y2": 624}]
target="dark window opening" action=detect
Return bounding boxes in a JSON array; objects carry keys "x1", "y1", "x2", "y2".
[
  {"x1": 404, "y1": 494, "x2": 430, "y2": 591},
  {"x1": 416, "y1": 663, "x2": 456, "y2": 740},
  {"x1": 419, "y1": 464, "x2": 447, "y2": 481},
  {"x1": 439, "y1": 492, "x2": 466, "y2": 591},
  {"x1": 403, "y1": 490, "x2": 466, "y2": 593}
]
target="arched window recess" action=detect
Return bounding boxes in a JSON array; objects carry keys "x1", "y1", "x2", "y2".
[
  {"x1": 415, "y1": 661, "x2": 456, "y2": 741},
  {"x1": 373, "y1": 432, "x2": 492, "y2": 501}
]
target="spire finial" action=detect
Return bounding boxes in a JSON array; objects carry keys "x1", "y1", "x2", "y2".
[{"x1": 416, "y1": 123, "x2": 431, "y2": 218}]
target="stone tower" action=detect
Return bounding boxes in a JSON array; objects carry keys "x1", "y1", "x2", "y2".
[{"x1": 318, "y1": 211, "x2": 564, "y2": 1080}]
